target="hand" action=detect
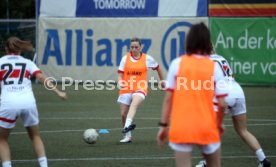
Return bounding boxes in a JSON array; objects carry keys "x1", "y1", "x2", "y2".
[
  {"x1": 160, "y1": 81, "x2": 166, "y2": 90},
  {"x1": 57, "y1": 91, "x2": 67, "y2": 100},
  {"x1": 157, "y1": 127, "x2": 168, "y2": 147},
  {"x1": 117, "y1": 80, "x2": 126, "y2": 89}
]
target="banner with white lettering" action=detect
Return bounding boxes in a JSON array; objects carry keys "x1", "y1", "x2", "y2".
[
  {"x1": 211, "y1": 18, "x2": 276, "y2": 84},
  {"x1": 76, "y1": 0, "x2": 158, "y2": 17},
  {"x1": 38, "y1": 17, "x2": 208, "y2": 81},
  {"x1": 38, "y1": 0, "x2": 207, "y2": 17}
]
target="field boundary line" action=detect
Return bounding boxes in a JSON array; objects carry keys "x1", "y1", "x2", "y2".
[
  {"x1": 39, "y1": 117, "x2": 276, "y2": 122},
  {"x1": 11, "y1": 122, "x2": 276, "y2": 135},
  {"x1": 12, "y1": 155, "x2": 276, "y2": 163}
]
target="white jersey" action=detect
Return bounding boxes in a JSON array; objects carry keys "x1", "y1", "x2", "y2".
[
  {"x1": 210, "y1": 54, "x2": 245, "y2": 115},
  {"x1": 0, "y1": 55, "x2": 41, "y2": 107},
  {"x1": 209, "y1": 54, "x2": 234, "y2": 81},
  {"x1": 210, "y1": 54, "x2": 244, "y2": 98},
  {"x1": 118, "y1": 54, "x2": 159, "y2": 72}
]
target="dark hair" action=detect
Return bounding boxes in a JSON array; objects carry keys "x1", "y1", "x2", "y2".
[
  {"x1": 5, "y1": 37, "x2": 34, "y2": 54},
  {"x1": 185, "y1": 22, "x2": 212, "y2": 55},
  {"x1": 130, "y1": 37, "x2": 142, "y2": 46}
]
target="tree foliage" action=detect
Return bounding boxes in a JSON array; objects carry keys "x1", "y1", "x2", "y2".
[
  {"x1": 0, "y1": 0, "x2": 35, "y2": 19},
  {"x1": 0, "y1": 0, "x2": 36, "y2": 58}
]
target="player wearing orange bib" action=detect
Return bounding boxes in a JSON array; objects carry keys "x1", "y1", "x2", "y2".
[
  {"x1": 117, "y1": 37, "x2": 164, "y2": 143},
  {"x1": 169, "y1": 55, "x2": 221, "y2": 145},
  {"x1": 119, "y1": 52, "x2": 148, "y2": 96},
  {"x1": 157, "y1": 23, "x2": 228, "y2": 167}
]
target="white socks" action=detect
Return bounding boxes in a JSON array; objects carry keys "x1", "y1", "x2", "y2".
[
  {"x1": 256, "y1": 149, "x2": 266, "y2": 161},
  {"x1": 2, "y1": 161, "x2": 11, "y2": 167},
  {"x1": 38, "y1": 156, "x2": 48, "y2": 167},
  {"x1": 124, "y1": 118, "x2": 133, "y2": 138},
  {"x1": 124, "y1": 118, "x2": 133, "y2": 128},
  {"x1": 1, "y1": 157, "x2": 48, "y2": 167}
]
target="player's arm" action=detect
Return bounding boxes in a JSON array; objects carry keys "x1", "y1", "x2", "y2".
[
  {"x1": 156, "y1": 66, "x2": 164, "y2": 80},
  {"x1": 147, "y1": 55, "x2": 165, "y2": 88},
  {"x1": 214, "y1": 62, "x2": 229, "y2": 135},
  {"x1": 216, "y1": 97, "x2": 227, "y2": 135},
  {"x1": 157, "y1": 91, "x2": 172, "y2": 147},
  {"x1": 157, "y1": 58, "x2": 179, "y2": 146},
  {"x1": 154, "y1": 66, "x2": 165, "y2": 89},
  {"x1": 117, "y1": 56, "x2": 126, "y2": 89},
  {"x1": 117, "y1": 72, "x2": 125, "y2": 89},
  {"x1": 35, "y1": 73, "x2": 67, "y2": 100}
]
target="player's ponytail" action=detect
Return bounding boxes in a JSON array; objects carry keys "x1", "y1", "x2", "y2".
[{"x1": 5, "y1": 36, "x2": 34, "y2": 54}]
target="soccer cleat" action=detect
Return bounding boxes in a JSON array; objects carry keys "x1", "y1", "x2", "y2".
[
  {"x1": 122, "y1": 124, "x2": 136, "y2": 133},
  {"x1": 195, "y1": 160, "x2": 207, "y2": 167},
  {"x1": 119, "y1": 136, "x2": 132, "y2": 143},
  {"x1": 258, "y1": 158, "x2": 271, "y2": 167}
]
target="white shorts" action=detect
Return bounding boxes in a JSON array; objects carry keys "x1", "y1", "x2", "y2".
[
  {"x1": 214, "y1": 81, "x2": 246, "y2": 116},
  {"x1": 0, "y1": 106, "x2": 39, "y2": 129},
  {"x1": 225, "y1": 98, "x2": 246, "y2": 116},
  {"x1": 117, "y1": 92, "x2": 145, "y2": 105},
  {"x1": 169, "y1": 142, "x2": 221, "y2": 154}
]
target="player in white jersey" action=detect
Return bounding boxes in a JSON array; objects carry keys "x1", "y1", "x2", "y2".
[
  {"x1": 195, "y1": 54, "x2": 271, "y2": 167},
  {"x1": 0, "y1": 37, "x2": 67, "y2": 167}
]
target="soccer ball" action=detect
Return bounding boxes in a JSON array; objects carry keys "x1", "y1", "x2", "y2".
[{"x1": 83, "y1": 128, "x2": 99, "y2": 144}]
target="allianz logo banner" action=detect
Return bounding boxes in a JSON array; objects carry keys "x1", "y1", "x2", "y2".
[
  {"x1": 38, "y1": 0, "x2": 207, "y2": 17},
  {"x1": 38, "y1": 17, "x2": 208, "y2": 81}
]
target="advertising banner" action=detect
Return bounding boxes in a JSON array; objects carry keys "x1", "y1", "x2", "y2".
[
  {"x1": 211, "y1": 18, "x2": 276, "y2": 85},
  {"x1": 209, "y1": 0, "x2": 276, "y2": 16},
  {"x1": 38, "y1": 0, "x2": 207, "y2": 17},
  {"x1": 76, "y1": 0, "x2": 159, "y2": 17},
  {"x1": 38, "y1": 17, "x2": 208, "y2": 81}
]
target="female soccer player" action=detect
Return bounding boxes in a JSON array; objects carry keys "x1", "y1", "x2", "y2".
[
  {"x1": 117, "y1": 37, "x2": 165, "y2": 143},
  {"x1": 157, "y1": 23, "x2": 228, "y2": 167},
  {"x1": 195, "y1": 54, "x2": 271, "y2": 167},
  {"x1": 0, "y1": 37, "x2": 67, "y2": 167},
  {"x1": 216, "y1": 54, "x2": 270, "y2": 167}
]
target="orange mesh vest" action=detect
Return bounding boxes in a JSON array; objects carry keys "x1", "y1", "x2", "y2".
[
  {"x1": 119, "y1": 53, "x2": 148, "y2": 95},
  {"x1": 169, "y1": 55, "x2": 220, "y2": 145}
]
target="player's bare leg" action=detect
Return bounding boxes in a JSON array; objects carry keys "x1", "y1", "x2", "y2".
[
  {"x1": 26, "y1": 125, "x2": 48, "y2": 167},
  {"x1": 0, "y1": 127, "x2": 12, "y2": 167},
  {"x1": 202, "y1": 148, "x2": 221, "y2": 167},
  {"x1": 174, "y1": 151, "x2": 192, "y2": 167},
  {"x1": 126, "y1": 94, "x2": 144, "y2": 120},
  {"x1": 232, "y1": 114, "x2": 270, "y2": 166},
  {"x1": 119, "y1": 104, "x2": 131, "y2": 143},
  {"x1": 122, "y1": 95, "x2": 144, "y2": 132},
  {"x1": 232, "y1": 114, "x2": 261, "y2": 151},
  {"x1": 120, "y1": 95, "x2": 144, "y2": 143},
  {"x1": 120, "y1": 104, "x2": 129, "y2": 127}
]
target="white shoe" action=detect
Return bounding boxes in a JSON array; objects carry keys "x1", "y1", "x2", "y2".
[
  {"x1": 195, "y1": 160, "x2": 207, "y2": 167},
  {"x1": 119, "y1": 136, "x2": 132, "y2": 143}
]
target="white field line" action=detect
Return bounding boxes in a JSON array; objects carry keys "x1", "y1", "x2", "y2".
[
  {"x1": 11, "y1": 122, "x2": 276, "y2": 135},
  {"x1": 40, "y1": 117, "x2": 276, "y2": 122},
  {"x1": 11, "y1": 155, "x2": 276, "y2": 163}
]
